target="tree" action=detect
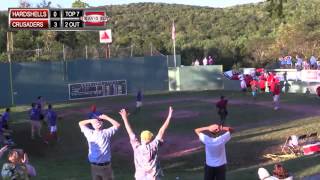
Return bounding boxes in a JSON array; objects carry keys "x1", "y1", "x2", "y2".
[
  {"x1": 266, "y1": 0, "x2": 287, "y2": 19},
  {"x1": 72, "y1": 0, "x2": 89, "y2": 8}
]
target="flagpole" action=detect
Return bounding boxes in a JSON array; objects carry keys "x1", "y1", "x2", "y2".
[
  {"x1": 173, "y1": 38, "x2": 176, "y2": 67},
  {"x1": 172, "y1": 20, "x2": 176, "y2": 67}
]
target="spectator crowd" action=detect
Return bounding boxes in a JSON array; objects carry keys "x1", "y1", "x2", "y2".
[
  {"x1": 278, "y1": 55, "x2": 320, "y2": 70},
  {"x1": 192, "y1": 56, "x2": 216, "y2": 66}
]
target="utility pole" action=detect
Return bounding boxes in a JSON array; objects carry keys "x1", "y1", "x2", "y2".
[
  {"x1": 63, "y1": 43, "x2": 66, "y2": 61},
  {"x1": 85, "y1": 45, "x2": 88, "y2": 59},
  {"x1": 7, "y1": 32, "x2": 14, "y2": 106}
]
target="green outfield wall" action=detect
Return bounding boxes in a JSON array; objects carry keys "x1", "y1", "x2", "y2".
[
  {"x1": 0, "y1": 56, "x2": 168, "y2": 106},
  {"x1": 168, "y1": 65, "x2": 224, "y2": 91}
]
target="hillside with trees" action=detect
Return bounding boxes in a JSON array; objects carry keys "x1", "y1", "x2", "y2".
[{"x1": 1, "y1": 0, "x2": 320, "y2": 69}]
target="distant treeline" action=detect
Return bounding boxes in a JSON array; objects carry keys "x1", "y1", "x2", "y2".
[{"x1": 1, "y1": 0, "x2": 320, "y2": 69}]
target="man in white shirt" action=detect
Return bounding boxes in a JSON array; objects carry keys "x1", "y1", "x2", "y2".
[
  {"x1": 79, "y1": 114, "x2": 121, "y2": 180},
  {"x1": 194, "y1": 124, "x2": 234, "y2": 180}
]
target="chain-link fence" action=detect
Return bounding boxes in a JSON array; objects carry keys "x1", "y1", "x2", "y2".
[{"x1": 4, "y1": 44, "x2": 167, "y2": 62}]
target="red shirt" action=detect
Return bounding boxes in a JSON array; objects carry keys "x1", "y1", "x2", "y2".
[
  {"x1": 250, "y1": 80, "x2": 258, "y2": 87},
  {"x1": 270, "y1": 81, "x2": 276, "y2": 93},
  {"x1": 259, "y1": 75, "x2": 265, "y2": 80},
  {"x1": 267, "y1": 74, "x2": 274, "y2": 85},
  {"x1": 245, "y1": 75, "x2": 252, "y2": 87},
  {"x1": 259, "y1": 79, "x2": 265, "y2": 88},
  {"x1": 256, "y1": 68, "x2": 264, "y2": 73},
  {"x1": 273, "y1": 84, "x2": 281, "y2": 95},
  {"x1": 317, "y1": 86, "x2": 320, "y2": 96},
  {"x1": 216, "y1": 99, "x2": 228, "y2": 110}
]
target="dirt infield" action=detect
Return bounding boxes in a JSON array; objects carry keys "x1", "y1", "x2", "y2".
[{"x1": 154, "y1": 110, "x2": 200, "y2": 119}]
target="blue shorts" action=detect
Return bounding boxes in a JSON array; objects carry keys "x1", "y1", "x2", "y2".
[{"x1": 252, "y1": 91, "x2": 257, "y2": 96}]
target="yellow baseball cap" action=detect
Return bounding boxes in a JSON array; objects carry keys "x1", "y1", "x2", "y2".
[{"x1": 140, "y1": 130, "x2": 153, "y2": 142}]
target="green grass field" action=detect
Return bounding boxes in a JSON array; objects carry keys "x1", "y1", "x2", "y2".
[{"x1": 1, "y1": 90, "x2": 320, "y2": 180}]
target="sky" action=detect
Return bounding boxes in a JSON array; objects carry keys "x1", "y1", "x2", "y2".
[{"x1": 0, "y1": 0, "x2": 265, "y2": 10}]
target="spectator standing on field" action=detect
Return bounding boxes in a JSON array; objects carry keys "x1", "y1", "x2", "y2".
[
  {"x1": 36, "y1": 96, "x2": 45, "y2": 121},
  {"x1": 79, "y1": 114, "x2": 121, "y2": 180},
  {"x1": 134, "y1": 89, "x2": 143, "y2": 114},
  {"x1": 29, "y1": 103, "x2": 42, "y2": 140},
  {"x1": 259, "y1": 76, "x2": 266, "y2": 92},
  {"x1": 316, "y1": 86, "x2": 320, "y2": 97},
  {"x1": 216, "y1": 96, "x2": 228, "y2": 126},
  {"x1": 240, "y1": 78, "x2": 247, "y2": 92},
  {"x1": 44, "y1": 104, "x2": 58, "y2": 144},
  {"x1": 267, "y1": 72, "x2": 274, "y2": 93},
  {"x1": 250, "y1": 79, "x2": 258, "y2": 99},
  {"x1": 0, "y1": 145, "x2": 8, "y2": 158},
  {"x1": 194, "y1": 124, "x2": 234, "y2": 180},
  {"x1": 273, "y1": 164, "x2": 293, "y2": 179},
  {"x1": 1, "y1": 108, "x2": 14, "y2": 146},
  {"x1": 1, "y1": 108, "x2": 10, "y2": 130},
  {"x1": 273, "y1": 83, "x2": 281, "y2": 110},
  {"x1": 1, "y1": 149, "x2": 36, "y2": 180},
  {"x1": 120, "y1": 107, "x2": 173, "y2": 180}
]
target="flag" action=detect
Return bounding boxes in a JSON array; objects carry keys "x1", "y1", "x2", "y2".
[{"x1": 171, "y1": 21, "x2": 175, "y2": 40}]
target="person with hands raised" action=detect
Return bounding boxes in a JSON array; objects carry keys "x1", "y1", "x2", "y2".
[
  {"x1": 195, "y1": 124, "x2": 234, "y2": 180},
  {"x1": 119, "y1": 106, "x2": 173, "y2": 180},
  {"x1": 79, "y1": 113, "x2": 121, "y2": 180},
  {"x1": 1, "y1": 149, "x2": 36, "y2": 179},
  {"x1": 0, "y1": 145, "x2": 8, "y2": 158}
]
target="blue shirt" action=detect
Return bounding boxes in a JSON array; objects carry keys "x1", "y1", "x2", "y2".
[
  {"x1": 29, "y1": 107, "x2": 40, "y2": 121},
  {"x1": 0, "y1": 119, "x2": 2, "y2": 133},
  {"x1": 46, "y1": 110, "x2": 57, "y2": 126},
  {"x1": 1, "y1": 112, "x2": 9, "y2": 123},
  {"x1": 36, "y1": 99, "x2": 44, "y2": 111},
  {"x1": 88, "y1": 111, "x2": 102, "y2": 119},
  {"x1": 80, "y1": 125, "x2": 118, "y2": 163},
  {"x1": 136, "y1": 91, "x2": 142, "y2": 102}
]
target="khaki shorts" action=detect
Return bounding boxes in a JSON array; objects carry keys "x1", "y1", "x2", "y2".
[
  {"x1": 91, "y1": 163, "x2": 113, "y2": 180},
  {"x1": 31, "y1": 121, "x2": 42, "y2": 129}
]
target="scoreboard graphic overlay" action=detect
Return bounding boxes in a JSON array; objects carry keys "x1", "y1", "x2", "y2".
[{"x1": 8, "y1": 8, "x2": 110, "y2": 31}]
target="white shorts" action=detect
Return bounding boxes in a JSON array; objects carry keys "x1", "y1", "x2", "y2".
[
  {"x1": 50, "y1": 126, "x2": 57, "y2": 133},
  {"x1": 273, "y1": 95, "x2": 280, "y2": 102},
  {"x1": 136, "y1": 101, "x2": 142, "y2": 108}
]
